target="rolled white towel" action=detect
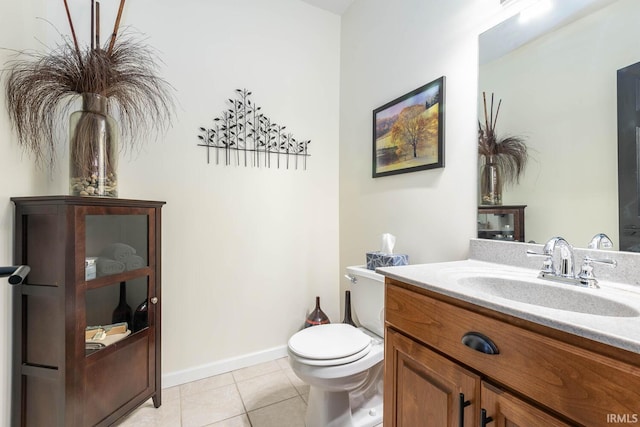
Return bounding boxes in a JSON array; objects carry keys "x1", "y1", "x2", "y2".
[
  {"x1": 125, "y1": 255, "x2": 145, "y2": 271},
  {"x1": 100, "y1": 243, "x2": 136, "y2": 262},
  {"x1": 96, "y1": 257, "x2": 126, "y2": 276}
]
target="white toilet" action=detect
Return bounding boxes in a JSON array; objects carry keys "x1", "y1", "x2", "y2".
[{"x1": 288, "y1": 266, "x2": 385, "y2": 427}]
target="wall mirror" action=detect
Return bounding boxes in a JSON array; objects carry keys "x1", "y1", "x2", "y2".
[{"x1": 478, "y1": 0, "x2": 640, "y2": 251}]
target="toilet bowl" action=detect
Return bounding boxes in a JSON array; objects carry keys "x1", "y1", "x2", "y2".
[{"x1": 288, "y1": 266, "x2": 384, "y2": 427}]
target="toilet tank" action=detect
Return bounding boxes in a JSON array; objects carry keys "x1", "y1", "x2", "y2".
[{"x1": 345, "y1": 265, "x2": 385, "y2": 338}]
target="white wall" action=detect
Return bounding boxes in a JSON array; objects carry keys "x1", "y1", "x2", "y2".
[
  {"x1": 0, "y1": 0, "x2": 339, "y2": 419},
  {"x1": 115, "y1": 0, "x2": 341, "y2": 381},
  {"x1": 338, "y1": 0, "x2": 507, "y2": 287}
]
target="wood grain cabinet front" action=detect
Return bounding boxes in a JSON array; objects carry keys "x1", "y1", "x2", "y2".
[
  {"x1": 11, "y1": 196, "x2": 165, "y2": 427},
  {"x1": 480, "y1": 382, "x2": 571, "y2": 427},
  {"x1": 384, "y1": 328, "x2": 479, "y2": 427},
  {"x1": 384, "y1": 279, "x2": 640, "y2": 427}
]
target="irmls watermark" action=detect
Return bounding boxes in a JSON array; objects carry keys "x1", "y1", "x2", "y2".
[{"x1": 607, "y1": 413, "x2": 639, "y2": 424}]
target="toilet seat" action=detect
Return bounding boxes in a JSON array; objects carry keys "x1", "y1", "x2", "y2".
[
  {"x1": 291, "y1": 342, "x2": 372, "y2": 366},
  {"x1": 288, "y1": 324, "x2": 372, "y2": 364}
]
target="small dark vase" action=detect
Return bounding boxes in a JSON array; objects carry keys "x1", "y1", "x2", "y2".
[
  {"x1": 112, "y1": 282, "x2": 132, "y2": 329},
  {"x1": 342, "y1": 290, "x2": 356, "y2": 326},
  {"x1": 132, "y1": 299, "x2": 148, "y2": 332},
  {"x1": 304, "y1": 296, "x2": 330, "y2": 328}
]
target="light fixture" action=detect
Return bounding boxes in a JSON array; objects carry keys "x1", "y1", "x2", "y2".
[
  {"x1": 519, "y1": 0, "x2": 553, "y2": 23},
  {"x1": 499, "y1": 0, "x2": 554, "y2": 22}
]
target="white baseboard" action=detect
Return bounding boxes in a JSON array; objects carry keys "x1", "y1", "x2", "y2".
[{"x1": 162, "y1": 345, "x2": 289, "y2": 388}]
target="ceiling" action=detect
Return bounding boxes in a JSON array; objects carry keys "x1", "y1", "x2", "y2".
[
  {"x1": 298, "y1": 0, "x2": 356, "y2": 15},
  {"x1": 480, "y1": 0, "x2": 616, "y2": 64}
]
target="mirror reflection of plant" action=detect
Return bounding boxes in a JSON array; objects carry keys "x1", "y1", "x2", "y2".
[
  {"x1": 3, "y1": 0, "x2": 174, "y2": 169},
  {"x1": 478, "y1": 92, "x2": 528, "y2": 185}
]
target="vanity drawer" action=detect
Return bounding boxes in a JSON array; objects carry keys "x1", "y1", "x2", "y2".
[{"x1": 385, "y1": 281, "x2": 640, "y2": 426}]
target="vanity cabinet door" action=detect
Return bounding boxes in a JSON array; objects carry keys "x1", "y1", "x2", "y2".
[
  {"x1": 480, "y1": 382, "x2": 571, "y2": 427},
  {"x1": 384, "y1": 328, "x2": 480, "y2": 427}
]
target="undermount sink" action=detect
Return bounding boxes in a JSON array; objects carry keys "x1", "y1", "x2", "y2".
[{"x1": 458, "y1": 275, "x2": 640, "y2": 318}]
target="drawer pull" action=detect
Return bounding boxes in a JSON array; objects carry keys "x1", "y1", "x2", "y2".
[
  {"x1": 481, "y1": 408, "x2": 494, "y2": 426},
  {"x1": 458, "y1": 393, "x2": 471, "y2": 427},
  {"x1": 461, "y1": 332, "x2": 499, "y2": 355}
]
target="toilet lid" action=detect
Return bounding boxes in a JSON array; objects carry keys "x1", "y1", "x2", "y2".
[
  {"x1": 288, "y1": 324, "x2": 371, "y2": 360},
  {"x1": 290, "y1": 342, "x2": 372, "y2": 366}
]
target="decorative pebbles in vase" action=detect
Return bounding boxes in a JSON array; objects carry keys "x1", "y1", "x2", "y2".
[
  {"x1": 480, "y1": 154, "x2": 502, "y2": 205},
  {"x1": 69, "y1": 93, "x2": 118, "y2": 197},
  {"x1": 478, "y1": 92, "x2": 528, "y2": 205}
]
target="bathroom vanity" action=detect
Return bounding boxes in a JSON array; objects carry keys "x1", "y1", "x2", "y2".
[{"x1": 380, "y1": 242, "x2": 640, "y2": 427}]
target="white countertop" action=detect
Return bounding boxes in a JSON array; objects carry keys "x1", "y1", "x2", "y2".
[{"x1": 377, "y1": 259, "x2": 640, "y2": 354}]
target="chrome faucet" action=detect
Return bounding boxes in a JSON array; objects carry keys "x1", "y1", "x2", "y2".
[
  {"x1": 588, "y1": 233, "x2": 613, "y2": 250},
  {"x1": 527, "y1": 236, "x2": 574, "y2": 278},
  {"x1": 527, "y1": 236, "x2": 616, "y2": 288}
]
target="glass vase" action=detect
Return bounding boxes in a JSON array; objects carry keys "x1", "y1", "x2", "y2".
[
  {"x1": 133, "y1": 299, "x2": 149, "y2": 333},
  {"x1": 69, "y1": 93, "x2": 118, "y2": 197},
  {"x1": 112, "y1": 281, "x2": 132, "y2": 329},
  {"x1": 480, "y1": 155, "x2": 502, "y2": 205},
  {"x1": 342, "y1": 290, "x2": 356, "y2": 326},
  {"x1": 304, "y1": 296, "x2": 330, "y2": 328}
]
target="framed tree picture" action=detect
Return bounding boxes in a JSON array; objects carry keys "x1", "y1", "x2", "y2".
[{"x1": 372, "y1": 77, "x2": 445, "y2": 178}]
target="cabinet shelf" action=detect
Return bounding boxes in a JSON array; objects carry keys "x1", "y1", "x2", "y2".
[
  {"x1": 86, "y1": 267, "x2": 152, "y2": 290},
  {"x1": 85, "y1": 328, "x2": 149, "y2": 359}
]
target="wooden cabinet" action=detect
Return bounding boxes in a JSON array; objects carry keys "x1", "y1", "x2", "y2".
[
  {"x1": 478, "y1": 205, "x2": 526, "y2": 242},
  {"x1": 384, "y1": 279, "x2": 640, "y2": 427},
  {"x1": 385, "y1": 328, "x2": 479, "y2": 426},
  {"x1": 480, "y1": 382, "x2": 570, "y2": 427},
  {"x1": 11, "y1": 196, "x2": 165, "y2": 427}
]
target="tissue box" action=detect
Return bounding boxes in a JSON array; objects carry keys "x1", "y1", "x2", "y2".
[{"x1": 366, "y1": 252, "x2": 409, "y2": 270}]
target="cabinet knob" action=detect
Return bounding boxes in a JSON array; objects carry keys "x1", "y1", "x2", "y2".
[
  {"x1": 151, "y1": 297, "x2": 158, "y2": 304},
  {"x1": 481, "y1": 408, "x2": 494, "y2": 426},
  {"x1": 461, "y1": 332, "x2": 499, "y2": 355},
  {"x1": 459, "y1": 393, "x2": 471, "y2": 427}
]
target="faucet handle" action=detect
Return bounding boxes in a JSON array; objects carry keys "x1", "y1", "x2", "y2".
[
  {"x1": 577, "y1": 256, "x2": 617, "y2": 288},
  {"x1": 526, "y1": 249, "x2": 553, "y2": 274},
  {"x1": 583, "y1": 256, "x2": 617, "y2": 267}
]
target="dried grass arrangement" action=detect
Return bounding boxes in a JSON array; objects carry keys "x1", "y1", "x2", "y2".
[
  {"x1": 478, "y1": 92, "x2": 528, "y2": 185},
  {"x1": 3, "y1": 0, "x2": 173, "y2": 177}
]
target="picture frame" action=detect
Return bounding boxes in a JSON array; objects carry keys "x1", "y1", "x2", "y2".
[{"x1": 372, "y1": 76, "x2": 445, "y2": 178}]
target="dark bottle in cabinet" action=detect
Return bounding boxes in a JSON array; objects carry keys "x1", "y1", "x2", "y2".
[{"x1": 10, "y1": 196, "x2": 165, "y2": 426}]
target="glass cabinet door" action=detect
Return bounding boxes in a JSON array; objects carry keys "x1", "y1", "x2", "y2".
[
  {"x1": 478, "y1": 212, "x2": 516, "y2": 240},
  {"x1": 478, "y1": 205, "x2": 526, "y2": 242},
  {"x1": 85, "y1": 214, "x2": 149, "y2": 280},
  {"x1": 83, "y1": 212, "x2": 154, "y2": 355}
]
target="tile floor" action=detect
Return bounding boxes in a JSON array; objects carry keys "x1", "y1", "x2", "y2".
[{"x1": 117, "y1": 357, "x2": 384, "y2": 427}]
